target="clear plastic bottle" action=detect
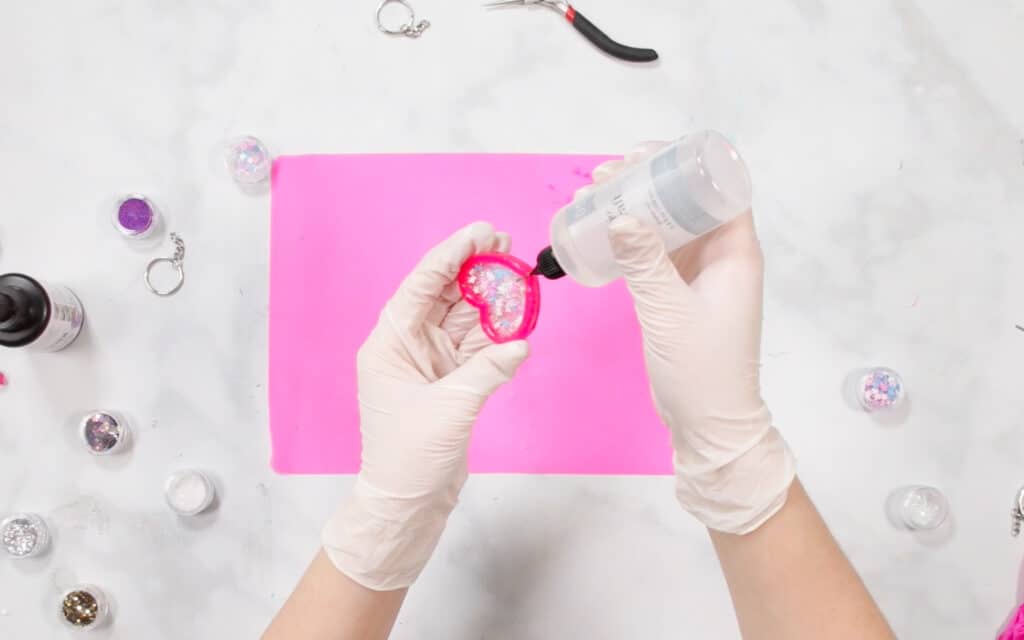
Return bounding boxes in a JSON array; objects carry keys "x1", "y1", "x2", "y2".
[{"x1": 537, "y1": 131, "x2": 752, "y2": 287}]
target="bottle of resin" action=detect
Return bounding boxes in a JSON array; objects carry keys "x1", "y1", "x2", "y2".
[
  {"x1": 534, "y1": 131, "x2": 753, "y2": 287},
  {"x1": 0, "y1": 273, "x2": 84, "y2": 351}
]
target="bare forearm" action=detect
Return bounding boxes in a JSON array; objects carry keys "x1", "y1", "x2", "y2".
[
  {"x1": 263, "y1": 550, "x2": 407, "y2": 640},
  {"x1": 710, "y1": 479, "x2": 894, "y2": 640}
]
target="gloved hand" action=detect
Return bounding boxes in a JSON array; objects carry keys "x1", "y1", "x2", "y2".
[
  {"x1": 323, "y1": 222, "x2": 530, "y2": 591},
  {"x1": 593, "y1": 144, "x2": 796, "y2": 535}
]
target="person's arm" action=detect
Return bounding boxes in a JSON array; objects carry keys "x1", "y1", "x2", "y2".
[
  {"x1": 263, "y1": 222, "x2": 529, "y2": 639},
  {"x1": 264, "y1": 552, "x2": 406, "y2": 640},
  {"x1": 597, "y1": 143, "x2": 893, "y2": 638},
  {"x1": 711, "y1": 480, "x2": 894, "y2": 640}
]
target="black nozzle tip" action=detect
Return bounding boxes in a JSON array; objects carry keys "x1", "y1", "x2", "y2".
[
  {"x1": 0, "y1": 293, "x2": 13, "y2": 323},
  {"x1": 533, "y1": 246, "x2": 566, "y2": 280}
]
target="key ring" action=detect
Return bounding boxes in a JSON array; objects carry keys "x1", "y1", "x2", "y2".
[
  {"x1": 145, "y1": 233, "x2": 186, "y2": 297},
  {"x1": 376, "y1": 0, "x2": 430, "y2": 38}
]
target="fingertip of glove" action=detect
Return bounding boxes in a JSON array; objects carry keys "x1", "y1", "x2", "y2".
[
  {"x1": 488, "y1": 339, "x2": 530, "y2": 363},
  {"x1": 608, "y1": 214, "x2": 640, "y2": 234},
  {"x1": 625, "y1": 140, "x2": 668, "y2": 162},
  {"x1": 463, "y1": 221, "x2": 496, "y2": 246},
  {"x1": 464, "y1": 220, "x2": 495, "y2": 235}
]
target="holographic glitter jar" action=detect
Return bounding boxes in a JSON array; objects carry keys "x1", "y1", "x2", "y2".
[
  {"x1": 856, "y1": 366, "x2": 905, "y2": 412},
  {"x1": 60, "y1": 585, "x2": 110, "y2": 630},
  {"x1": 112, "y1": 194, "x2": 160, "y2": 240},
  {"x1": 224, "y1": 135, "x2": 272, "y2": 185},
  {"x1": 79, "y1": 411, "x2": 130, "y2": 455},
  {"x1": 1, "y1": 513, "x2": 49, "y2": 558}
]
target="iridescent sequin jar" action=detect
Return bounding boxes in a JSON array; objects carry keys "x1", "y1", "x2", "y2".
[
  {"x1": 79, "y1": 411, "x2": 130, "y2": 455},
  {"x1": 224, "y1": 135, "x2": 272, "y2": 185},
  {"x1": 1, "y1": 513, "x2": 49, "y2": 558}
]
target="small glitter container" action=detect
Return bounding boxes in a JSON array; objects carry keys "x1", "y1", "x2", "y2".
[
  {"x1": 1, "y1": 513, "x2": 49, "y2": 558},
  {"x1": 886, "y1": 486, "x2": 949, "y2": 531},
  {"x1": 60, "y1": 585, "x2": 110, "y2": 630},
  {"x1": 79, "y1": 411, "x2": 130, "y2": 455},
  {"x1": 112, "y1": 194, "x2": 160, "y2": 239},
  {"x1": 165, "y1": 469, "x2": 216, "y2": 516},
  {"x1": 224, "y1": 135, "x2": 272, "y2": 185},
  {"x1": 856, "y1": 366, "x2": 905, "y2": 412}
]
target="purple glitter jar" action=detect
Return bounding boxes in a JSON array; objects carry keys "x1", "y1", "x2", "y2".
[{"x1": 113, "y1": 195, "x2": 159, "y2": 239}]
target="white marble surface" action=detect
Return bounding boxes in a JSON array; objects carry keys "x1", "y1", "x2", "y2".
[{"x1": 1, "y1": 0, "x2": 1023, "y2": 637}]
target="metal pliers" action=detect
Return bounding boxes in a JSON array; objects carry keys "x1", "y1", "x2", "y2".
[{"x1": 484, "y1": 0, "x2": 658, "y2": 63}]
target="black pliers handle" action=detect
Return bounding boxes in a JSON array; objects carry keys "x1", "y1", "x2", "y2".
[{"x1": 485, "y1": 0, "x2": 659, "y2": 63}]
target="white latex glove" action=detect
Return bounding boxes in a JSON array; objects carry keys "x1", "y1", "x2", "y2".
[
  {"x1": 594, "y1": 145, "x2": 796, "y2": 535},
  {"x1": 323, "y1": 222, "x2": 530, "y2": 591}
]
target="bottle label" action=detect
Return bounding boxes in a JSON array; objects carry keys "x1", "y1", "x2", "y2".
[
  {"x1": 30, "y1": 283, "x2": 84, "y2": 352},
  {"x1": 649, "y1": 148, "x2": 721, "y2": 236},
  {"x1": 564, "y1": 147, "x2": 724, "y2": 252}
]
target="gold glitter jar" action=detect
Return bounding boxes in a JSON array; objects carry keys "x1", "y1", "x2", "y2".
[{"x1": 59, "y1": 585, "x2": 110, "y2": 631}]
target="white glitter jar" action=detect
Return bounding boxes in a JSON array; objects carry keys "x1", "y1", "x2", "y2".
[{"x1": 164, "y1": 469, "x2": 216, "y2": 516}]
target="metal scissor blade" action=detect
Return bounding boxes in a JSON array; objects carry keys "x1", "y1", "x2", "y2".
[{"x1": 482, "y1": 0, "x2": 558, "y2": 8}]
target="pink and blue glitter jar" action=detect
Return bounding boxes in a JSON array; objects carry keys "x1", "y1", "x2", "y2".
[{"x1": 858, "y1": 366, "x2": 905, "y2": 412}]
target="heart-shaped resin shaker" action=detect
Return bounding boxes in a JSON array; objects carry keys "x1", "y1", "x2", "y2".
[{"x1": 457, "y1": 253, "x2": 541, "y2": 343}]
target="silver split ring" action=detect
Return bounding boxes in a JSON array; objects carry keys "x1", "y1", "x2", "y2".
[
  {"x1": 145, "y1": 258, "x2": 184, "y2": 297},
  {"x1": 376, "y1": 0, "x2": 430, "y2": 37}
]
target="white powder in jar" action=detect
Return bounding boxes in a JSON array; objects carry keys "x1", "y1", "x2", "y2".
[{"x1": 165, "y1": 470, "x2": 215, "y2": 516}]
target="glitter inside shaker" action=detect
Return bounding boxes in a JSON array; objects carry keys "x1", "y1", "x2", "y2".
[
  {"x1": 79, "y1": 411, "x2": 129, "y2": 455},
  {"x1": 60, "y1": 585, "x2": 110, "y2": 630},
  {"x1": 466, "y1": 264, "x2": 527, "y2": 338},
  {"x1": 164, "y1": 469, "x2": 215, "y2": 516},
  {"x1": 457, "y1": 254, "x2": 540, "y2": 343},
  {"x1": 1, "y1": 513, "x2": 49, "y2": 558},
  {"x1": 856, "y1": 366, "x2": 905, "y2": 412},
  {"x1": 224, "y1": 135, "x2": 272, "y2": 185},
  {"x1": 112, "y1": 194, "x2": 159, "y2": 239}
]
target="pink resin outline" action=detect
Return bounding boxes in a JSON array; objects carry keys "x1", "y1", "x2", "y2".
[{"x1": 457, "y1": 253, "x2": 541, "y2": 343}]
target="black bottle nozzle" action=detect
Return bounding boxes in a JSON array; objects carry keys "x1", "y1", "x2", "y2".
[
  {"x1": 0, "y1": 293, "x2": 13, "y2": 323},
  {"x1": 1, "y1": 274, "x2": 53, "y2": 347},
  {"x1": 532, "y1": 246, "x2": 566, "y2": 280}
]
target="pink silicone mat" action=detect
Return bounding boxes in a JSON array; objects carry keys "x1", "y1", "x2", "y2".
[{"x1": 269, "y1": 154, "x2": 673, "y2": 475}]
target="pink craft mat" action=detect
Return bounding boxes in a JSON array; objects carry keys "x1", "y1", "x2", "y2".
[{"x1": 269, "y1": 154, "x2": 674, "y2": 475}]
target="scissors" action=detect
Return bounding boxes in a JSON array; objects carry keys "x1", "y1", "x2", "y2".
[{"x1": 484, "y1": 0, "x2": 658, "y2": 63}]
